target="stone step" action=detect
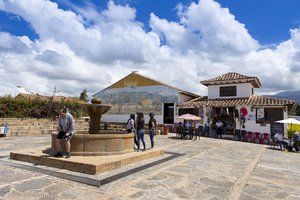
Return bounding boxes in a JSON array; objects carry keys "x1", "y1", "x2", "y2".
[
  {"x1": 10, "y1": 148, "x2": 165, "y2": 175},
  {"x1": 9, "y1": 130, "x2": 53, "y2": 136},
  {"x1": 9, "y1": 124, "x2": 89, "y2": 128},
  {"x1": 0, "y1": 121, "x2": 88, "y2": 124}
]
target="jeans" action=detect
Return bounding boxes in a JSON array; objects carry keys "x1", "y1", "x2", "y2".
[
  {"x1": 276, "y1": 140, "x2": 288, "y2": 150},
  {"x1": 294, "y1": 140, "x2": 300, "y2": 151},
  {"x1": 149, "y1": 128, "x2": 156, "y2": 148},
  {"x1": 204, "y1": 127, "x2": 210, "y2": 137},
  {"x1": 128, "y1": 129, "x2": 138, "y2": 148},
  {"x1": 137, "y1": 129, "x2": 146, "y2": 150},
  {"x1": 216, "y1": 128, "x2": 223, "y2": 138}
]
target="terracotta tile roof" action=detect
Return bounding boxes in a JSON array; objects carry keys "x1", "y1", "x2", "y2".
[
  {"x1": 15, "y1": 93, "x2": 84, "y2": 103},
  {"x1": 179, "y1": 95, "x2": 295, "y2": 109},
  {"x1": 200, "y1": 72, "x2": 262, "y2": 88}
]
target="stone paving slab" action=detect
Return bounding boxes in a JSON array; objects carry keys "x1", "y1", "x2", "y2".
[
  {"x1": 240, "y1": 148, "x2": 300, "y2": 200},
  {"x1": 0, "y1": 134, "x2": 299, "y2": 199}
]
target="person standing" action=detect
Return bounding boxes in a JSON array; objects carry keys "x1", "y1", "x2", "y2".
[
  {"x1": 204, "y1": 123, "x2": 210, "y2": 137},
  {"x1": 293, "y1": 132, "x2": 300, "y2": 152},
  {"x1": 215, "y1": 120, "x2": 223, "y2": 139},
  {"x1": 127, "y1": 113, "x2": 138, "y2": 149},
  {"x1": 148, "y1": 112, "x2": 157, "y2": 149},
  {"x1": 136, "y1": 112, "x2": 146, "y2": 151},
  {"x1": 54, "y1": 107, "x2": 75, "y2": 158}
]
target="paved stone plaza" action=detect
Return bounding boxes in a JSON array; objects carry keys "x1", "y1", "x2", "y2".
[{"x1": 0, "y1": 134, "x2": 300, "y2": 200}]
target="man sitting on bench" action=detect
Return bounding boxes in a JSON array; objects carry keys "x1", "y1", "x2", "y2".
[
  {"x1": 293, "y1": 132, "x2": 300, "y2": 152},
  {"x1": 274, "y1": 132, "x2": 288, "y2": 150}
]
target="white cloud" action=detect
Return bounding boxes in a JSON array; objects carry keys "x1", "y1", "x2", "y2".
[
  {"x1": 0, "y1": 0, "x2": 299, "y2": 98},
  {"x1": 0, "y1": 32, "x2": 31, "y2": 53},
  {"x1": 102, "y1": 1, "x2": 136, "y2": 22},
  {"x1": 150, "y1": 0, "x2": 259, "y2": 57}
]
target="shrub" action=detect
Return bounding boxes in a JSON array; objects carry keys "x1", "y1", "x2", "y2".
[{"x1": 0, "y1": 95, "x2": 82, "y2": 118}]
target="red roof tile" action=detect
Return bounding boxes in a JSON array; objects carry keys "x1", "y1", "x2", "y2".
[
  {"x1": 179, "y1": 95, "x2": 295, "y2": 109},
  {"x1": 200, "y1": 72, "x2": 262, "y2": 88}
]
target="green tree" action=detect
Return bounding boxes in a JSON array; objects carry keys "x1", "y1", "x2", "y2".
[
  {"x1": 79, "y1": 89, "x2": 88, "y2": 102},
  {"x1": 288, "y1": 103, "x2": 300, "y2": 116}
]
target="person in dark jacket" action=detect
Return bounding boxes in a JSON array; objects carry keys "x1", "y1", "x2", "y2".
[
  {"x1": 148, "y1": 112, "x2": 157, "y2": 149},
  {"x1": 136, "y1": 112, "x2": 146, "y2": 151}
]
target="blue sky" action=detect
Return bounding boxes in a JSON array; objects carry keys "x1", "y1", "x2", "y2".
[
  {"x1": 215, "y1": 0, "x2": 300, "y2": 44},
  {"x1": 0, "y1": 0, "x2": 300, "y2": 97},
  {"x1": 1, "y1": 0, "x2": 299, "y2": 44}
]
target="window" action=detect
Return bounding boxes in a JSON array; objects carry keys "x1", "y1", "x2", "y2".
[
  {"x1": 256, "y1": 108, "x2": 265, "y2": 123},
  {"x1": 256, "y1": 108, "x2": 282, "y2": 124},
  {"x1": 220, "y1": 86, "x2": 236, "y2": 97}
]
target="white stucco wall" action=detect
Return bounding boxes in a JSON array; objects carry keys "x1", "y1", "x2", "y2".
[
  {"x1": 207, "y1": 86, "x2": 219, "y2": 99},
  {"x1": 236, "y1": 105, "x2": 271, "y2": 133},
  {"x1": 207, "y1": 83, "x2": 253, "y2": 99},
  {"x1": 237, "y1": 83, "x2": 253, "y2": 97},
  {"x1": 178, "y1": 93, "x2": 195, "y2": 103}
]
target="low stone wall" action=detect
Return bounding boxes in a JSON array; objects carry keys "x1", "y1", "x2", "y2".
[
  {"x1": 0, "y1": 118, "x2": 167, "y2": 136},
  {"x1": 0, "y1": 118, "x2": 89, "y2": 136}
]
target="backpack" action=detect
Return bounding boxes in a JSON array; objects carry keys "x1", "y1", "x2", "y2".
[{"x1": 127, "y1": 119, "x2": 134, "y2": 130}]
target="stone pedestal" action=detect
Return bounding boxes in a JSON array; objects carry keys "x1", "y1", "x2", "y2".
[{"x1": 89, "y1": 115, "x2": 101, "y2": 134}]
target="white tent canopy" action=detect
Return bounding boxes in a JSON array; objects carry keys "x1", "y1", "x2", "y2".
[
  {"x1": 275, "y1": 118, "x2": 300, "y2": 125},
  {"x1": 275, "y1": 118, "x2": 300, "y2": 139}
]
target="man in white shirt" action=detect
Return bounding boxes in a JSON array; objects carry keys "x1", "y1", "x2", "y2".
[
  {"x1": 215, "y1": 120, "x2": 224, "y2": 139},
  {"x1": 274, "y1": 132, "x2": 288, "y2": 150}
]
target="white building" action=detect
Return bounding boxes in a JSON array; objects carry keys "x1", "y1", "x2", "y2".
[{"x1": 180, "y1": 72, "x2": 295, "y2": 136}]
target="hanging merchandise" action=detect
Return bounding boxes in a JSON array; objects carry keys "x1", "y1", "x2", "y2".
[
  {"x1": 240, "y1": 107, "x2": 248, "y2": 117},
  {"x1": 234, "y1": 108, "x2": 239, "y2": 118},
  {"x1": 206, "y1": 107, "x2": 212, "y2": 118},
  {"x1": 241, "y1": 116, "x2": 246, "y2": 128},
  {"x1": 239, "y1": 107, "x2": 248, "y2": 129}
]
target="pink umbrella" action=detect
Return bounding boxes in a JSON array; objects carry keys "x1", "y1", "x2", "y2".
[{"x1": 177, "y1": 113, "x2": 201, "y2": 121}]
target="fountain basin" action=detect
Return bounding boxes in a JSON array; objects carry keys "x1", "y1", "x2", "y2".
[{"x1": 51, "y1": 132, "x2": 134, "y2": 156}]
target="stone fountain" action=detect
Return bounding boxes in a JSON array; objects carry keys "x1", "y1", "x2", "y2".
[
  {"x1": 10, "y1": 99, "x2": 164, "y2": 175},
  {"x1": 52, "y1": 98, "x2": 134, "y2": 156}
]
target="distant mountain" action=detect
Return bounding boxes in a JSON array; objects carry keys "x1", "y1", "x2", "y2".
[{"x1": 270, "y1": 90, "x2": 300, "y2": 104}]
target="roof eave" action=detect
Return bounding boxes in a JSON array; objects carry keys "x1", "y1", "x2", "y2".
[{"x1": 178, "y1": 91, "x2": 200, "y2": 98}]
